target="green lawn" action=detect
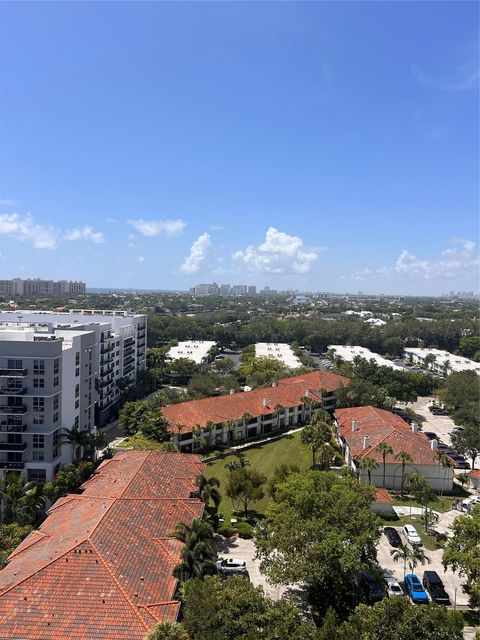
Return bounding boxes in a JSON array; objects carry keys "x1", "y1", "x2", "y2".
[
  {"x1": 390, "y1": 494, "x2": 453, "y2": 513},
  {"x1": 204, "y1": 432, "x2": 311, "y2": 523}
]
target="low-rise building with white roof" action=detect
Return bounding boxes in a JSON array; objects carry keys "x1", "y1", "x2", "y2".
[
  {"x1": 255, "y1": 343, "x2": 302, "y2": 369},
  {"x1": 167, "y1": 340, "x2": 217, "y2": 365},
  {"x1": 404, "y1": 348, "x2": 480, "y2": 377},
  {"x1": 327, "y1": 345, "x2": 405, "y2": 371}
]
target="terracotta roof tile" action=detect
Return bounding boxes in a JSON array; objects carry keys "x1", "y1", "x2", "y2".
[
  {"x1": 468, "y1": 469, "x2": 480, "y2": 478},
  {"x1": 374, "y1": 488, "x2": 393, "y2": 503},
  {"x1": 0, "y1": 451, "x2": 205, "y2": 640},
  {"x1": 162, "y1": 371, "x2": 349, "y2": 433}
]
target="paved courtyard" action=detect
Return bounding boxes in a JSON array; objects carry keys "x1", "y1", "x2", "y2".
[{"x1": 408, "y1": 396, "x2": 459, "y2": 448}]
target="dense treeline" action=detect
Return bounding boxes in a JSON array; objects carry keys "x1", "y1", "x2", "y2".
[{"x1": 148, "y1": 313, "x2": 479, "y2": 356}]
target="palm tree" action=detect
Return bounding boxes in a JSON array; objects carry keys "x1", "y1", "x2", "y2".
[
  {"x1": 224, "y1": 419, "x2": 236, "y2": 445},
  {"x1": 359, "y1": 457, "x2": 379, "y2": 484},
  {"x1": 205, "y1": 421, "x2": 216, "y2": 446},
  {"x1": 408, "y1": 473, "x2": 437, "y2": 532},
  {"x1": 300, "y1": 396, "x2": 313, "y2": 423},
  {"x1": 145, "y1": 621, "x2": 189, "y2": 640},
  {"x1": 274, "y1": 404, "x2": 284, "y2": 431},
  {"x1": 395, "y1": 451, "x2": 413, "y2": 497},
  {"x1": 407, "y1": 546, "x2": 430, "y2": 574},
  {"x1": 391, "y1": 542, "x2": 411, "y2": 580},
  {"x1": 376, "y1": 443, "x2": 394, "y2": 488},
  {"x1": 301, "y1": 421, "x2": 332, "y2": 468},
  {"x1": 61, "y1": 426, "x2": 91, "y2": 461},
  {"x1": 196, "y1": 475, "x2": 221, "y2": 511},
  {"x1": 435, "y1": 451, "x2": 453, "y2": 498},
  {"x1": 242, "y1": 412, "x2": 253, "y2": 437},
  {"x1": 317, "y1": 442, "x2": 334, "y2": 471},
  {"x1": 173, "y1": 518, "x2": 216, "y2": 580},
  {"x1": 0, "y1": 472, "x2": 43, "y2": 524}
]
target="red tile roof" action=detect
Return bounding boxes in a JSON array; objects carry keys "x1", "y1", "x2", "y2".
[
  {"x1": 162, "y1": 371, "x2": 349, "y2": 433},
  {"x1": 335, "y1": 406, "x2": 442, "y2": 466},
  {"x1": 0, "y1": 451, "x2": 205, "y2": 640},
  {"x1": 374, "y1": 488, "x2": 393, "y2": 503},
  {"x1": 469, "y1": 469, "x2": 480, "y2": 479}
]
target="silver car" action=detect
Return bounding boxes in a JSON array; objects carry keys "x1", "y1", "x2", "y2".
[
  {"x1": 383, "y1": 571, "x2": 403, "y2": 597},
  {"x1": 215, "y1": 557, "x2": 247, "y2": 574}
]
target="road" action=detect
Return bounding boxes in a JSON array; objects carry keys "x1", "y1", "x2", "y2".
[{"x1": 408, "y1": 396, "x2": 459, "y2": 448}]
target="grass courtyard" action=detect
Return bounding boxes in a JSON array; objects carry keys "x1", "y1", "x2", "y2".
[{"x1": 204, "y1": 431, "x2": 311, "y2": 523}]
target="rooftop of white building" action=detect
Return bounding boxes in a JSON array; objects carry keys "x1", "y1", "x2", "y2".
[
  {"x1": 255, "y1": 342, "x2": 302, "y2": 369},
  {"x1": 327, "y1": 345, "x2": 405, "y2": 371},
  {"x1": 167, "y1": 340, "x2": 217, "y2": 364},
  {"x1": 404, "y1": 348, "x2": 480, "y2": 374}
]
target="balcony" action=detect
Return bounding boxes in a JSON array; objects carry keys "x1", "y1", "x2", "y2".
[
  {"x1": 137, "y1": 330, "x2": 146, "y2": 339},
  {"x1": 98, "y1": 376, "x2": 114, "y2": 388},
  {"x1": 123, "y1": 364, "x2": 135, "y2": 375},
  {"x1": 0, "y1": 368, "x2": 27, "y2": 377},
  {"x1": 137, "y1": 338, "x2": 146, "y2": 348},
  {"x1": 123, "y1": 355, "x2": 135, "y2": 367},
  {"x1": 0, "y1": 461, "x2": 25, "y2": 470},
  {"x1": 123, "y1": 347, "x2": 135, "y2": 357},
  {"x1": 100, "y1": 345, "x2": 114, "y2": 355},
  {"x1": 101, "y1": 364, "x2": 114, "y2": 375},
  {"x1": 0, "y1": 422, "x2": 27, "y2": 432},
  {"x1": 124, "y1": 336, "x2": 135, "y2": 346},
  {"x1": 0, "y1": 442, "x2": 27, "y2": 451},
  {"x1": 0, "y1": 387, "x2": 27, "y2": 396},
  {"x1": 0, "y1": 405, "x2": 28, "y2": 414}
]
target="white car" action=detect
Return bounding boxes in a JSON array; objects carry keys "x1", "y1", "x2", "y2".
[
  {"x1": 403, "y1": 524, "x2": 422, "y2": 546},
  {"x1": 215, "y1": 558, "x2": 247, "y2": 574},
  {"x1": 383, "y1": 571, "x2": 403, "y2": 597}
]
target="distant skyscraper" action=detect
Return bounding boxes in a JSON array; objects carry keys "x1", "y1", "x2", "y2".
[{"x1": 0, "y1": 279, "x2": 86, "y2": 296}]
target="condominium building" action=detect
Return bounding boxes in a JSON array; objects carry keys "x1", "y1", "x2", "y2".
[
  {"x1": 167, "y1": 340, "x2": 217, "y2": 365},
  {"x1": 0, "y1": 326, "x2": 96, "y2": 482},
  {"x1": 255, "y1": 342, "x2": 302, "y2": 369},
  {"x1": 0, "y1": 278, "x2": 86, "y2": 296},
  {"x1": 0, "y1": 310, "x2": 147, "y2": 427},
  {"x1": 404, "y1": 347, "x2": 480, "y2": 377},
  {"x1": 327, "y1": 345, "x2": 406, "y2": 371}
]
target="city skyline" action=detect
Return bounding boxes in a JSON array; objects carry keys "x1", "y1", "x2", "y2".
[{"x1": 0, "y1": 2, "x2": 478, "y2": 295}]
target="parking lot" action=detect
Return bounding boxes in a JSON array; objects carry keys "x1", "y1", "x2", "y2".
[{"x1": 408, "y1": 396, "x2": 460, "y2": 448}]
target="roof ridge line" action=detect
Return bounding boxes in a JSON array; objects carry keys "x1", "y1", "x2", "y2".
[
  {"x1": 152, "y1": 538, "x2": 180, "y2": 565},
  {"x1": 88, "y1": 537, "x2": 150, "y2": 632},
  {"x1": 179, "y1": 499, "x2": 203, "y2": 518},
  {"x1": 139, "y1": 599, "x2": 179, "y2": 609},
  {"x1": 117, "y1": 451, "x2": 151, "y2": 499}
]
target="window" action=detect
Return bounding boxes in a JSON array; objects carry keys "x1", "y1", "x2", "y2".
[
  {"x1": 33, "y1": 360, "x2": 45, "y2": 375},
  {"x1": 53, "y1": 429, "x2": 60, "y2": 458},
  {"x1": 32, "y1": 450, "x2": 45, "y2": 461},
  {"x1": 53, "y1": 412, "x2": 59, "y2": 423},
  {"x1": 33, "y1": 434, "x2": 45, "y2": 448},
  {"x1": 7, "y1": 359, "x2": 22, "y2": 370},
  {"x1": 53, "y1": 395, "x2": 59, "y2": 411},
  {"x1": 74, "y1": 416, "x2": 79, "y2": 429},
  {"x1": 75, "y1": 384, "x2": 80, "y2": 399},
  {"x1": 33, "y1": 378, "x2": 45, "y2": 388},
  {"x1": 28, "y1": 468, "x2": 46, "y2": 482},
  {"x1": 33, "y1": 397, "x2": 45, "y2": 412},
  {"x1": 75, "y1": 367, "x2": 80, "y2": 377},
  {"x1": 75, "y1": 400, "x2": 79, "y2": 409},
  {"x1": 75, "y1": 352, "x2": 80, "y2": 366},
  {"x1": 7, "y1": 433, "x2": 22, "y2": 444},
  {"x1": 33, "y1": 415, "x2": 44, "y2": 425},
  {"x1": 53, "y1": 376, "x2": 59, "y2": 387},
  {"x1": 53, "y1": 358, "x2": 60, "y2": 375}
]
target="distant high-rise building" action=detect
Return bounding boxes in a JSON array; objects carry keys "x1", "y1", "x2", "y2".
[
  {"x1": 0, "y1": 279, "x2": 86, "y2": 296},
  {"x1": 247, "y1": 286, "x2": 257, "y2": 295}
]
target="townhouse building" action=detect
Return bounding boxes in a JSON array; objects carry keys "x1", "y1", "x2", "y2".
[{"x1": 161, "y1": 371, "x2": 349, "y2": 452}]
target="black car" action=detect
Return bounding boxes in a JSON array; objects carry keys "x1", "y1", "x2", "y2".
[
  {"x1": 383, "y1": 527, "x2": 402, "y2": 547},
  {"x1": 358, "y1": 572, "x2": 384, "y2": 604},
  {"x1": 422, "y1": 571, "x2": 450, "y2": 605},
  {"x1": 423, "y1": 432, "x2": 438, "y2": 440},
  {"x1": 449, "y1": 455, "x2": 471, "y2": 469}
]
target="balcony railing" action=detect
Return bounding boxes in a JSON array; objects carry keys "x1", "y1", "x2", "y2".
[
  {"x1": 0, "y1": 461, "x2": 25, "y2": 470},
  {"x1": 123, "y1": 355, "x2": 135, "y2": 367},
  {"x1": 0, "y1": 387, "x2": 27, "y2": 396},
  {"x1": 0, "y1": 423, "x2": 27, "y2": 432},
  {"x1": 137, "y1": 330, "x2": 146, "y2": 339},
  {"x1": 0, "y1": 405, "x2": 28, "y2": 414},
  {"x1": 123, "y1": 364, "x2": 135, "y2": 375},
  {"x1": 124, "y1": 336, "x2": 135, "y2": 346},
  {"x1": 98, "y1": 376, "x2": 114, "y2": 388},
  {"x1": 123, "y1": 347, "x2": 135, "y2": 357},
  {"x1": 0, "y1": 442, "x2": 27, "y2": 451},
  {"x1": 0, "y1": 368, "x2": 27, "y2": 377}
]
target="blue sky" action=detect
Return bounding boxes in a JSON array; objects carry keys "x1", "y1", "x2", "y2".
[{"x1": 0, "y1": 1, "x2": 478, "y2": 294}]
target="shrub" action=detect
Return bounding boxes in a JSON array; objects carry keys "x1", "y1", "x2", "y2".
[
  {"x1": 236, "y1": 521, "x2": 254, "y2": 539},
  {"x1": 218, "y1": 524, "x2": 237, "y2": 538}
]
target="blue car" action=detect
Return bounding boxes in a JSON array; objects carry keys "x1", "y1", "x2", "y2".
[{"x1": 404, "y1": 573, "x2": 429, "y2": 604}]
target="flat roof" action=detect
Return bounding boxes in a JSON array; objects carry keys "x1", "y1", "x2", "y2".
[
  {"x1": 327, "y1": 345, "x2": 405, "y2": 371},
  {"x1": 255, "y1": 342, "x2": 302, "y2": 369},
  {"x1": 167, "y1": 340, "x2": 217, "y2": 364},
  {"x1": 404, "y1": 348, "x2": 480, "y2": 374}
]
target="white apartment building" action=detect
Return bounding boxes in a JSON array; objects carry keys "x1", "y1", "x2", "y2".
[
  {"x1": 0, "y1": 326, "x2": 96, "y2": 482},
  {"x1": 0, "y1": 278, "x2": 86, "y2": 296},
  {"x1": 327, "y1": 345, "x2": 405, "y2": 371},
  {"x1": 167, "y1": 340, "x2": 216, "y2": 365},
  {"x1": 404, "y1": 348, "x2": 480, "y2": 377},
  {"x1": 0, "y1": 310, "x2": 147, "y2": 426},
  {"x1": 255, "y1": 343, "x2": 302, "y2": 369}
]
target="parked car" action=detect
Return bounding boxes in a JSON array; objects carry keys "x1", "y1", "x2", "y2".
[
  {"x1": 404, "y1": 573, "x2": 429, "y2": 604},
  {"x1": 436, "y1": 444, "x2": 453, "y2": 453},
  {"x1": 423, "y1": 432, "x2": 438, "y2": 441},
  {"x1": 358, "y1": 571, "x2": 384, "y2": 604},
  {"x1": 215, "y1": 558, "x2": 247, "y2": 574},
  {"x1": 449, "y1": 455, "x2": 470, "y2": 469},
  {"x1": 403, "y1": 524, "x2": 422, "y2": 546},
  {"x1": 429, "y1": 406, "x2": 449, "y2": 416},
  {"x1": 451, "y1": 426, "x2": 465, "y2": 433},
  {"x1": 383, "y1": 571, "x2": 404, "y2": 597},
  {"x1": 462, "y1": 497, "x2": 480, "y2": 513},
  {"x1": 422, "y1": 571, "x2": 450, "y2": 605},
  {"x1": 383, "y1": 527, "x2": 402, "y2": 547}
]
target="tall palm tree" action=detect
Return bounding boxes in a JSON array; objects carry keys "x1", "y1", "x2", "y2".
[
  {"x1": 145, "y1": 621, "x2": 189, "y2": 640},
  {"x1": 242, "y1": 412, "x2": 253, "y2": 436},
  {"x1": 391, "y1": 542, "x2": 411, "y2": 580},
  {"x1": 61, "y1": 426, "x2": 91, "y2": 461},
  {"x1": 173, "y1": 518, "x2": 215, "y2": 580},
  {"x1": 395, "y1": 451, "x2": 413, "y2": 497},
  {"x1": 376, "y1": 443, "x2": 394, "y2": 488},
  {"x1": 408, "y1": 473, "x2": 437, "y2": 532},
  {"x1": 0, "y1": 472, "x2": 42, "y2": 524},
  {"x1": 224, "y1": 419, "x2": 236, "y2": 445},
  {"x1": 317, "y1": 442, "x2": 334, "y2": 471},
  {"x1": 300, "y1": 396, "x2": 313, "y2": 423},
  {"x1": 196, "y1": 475, "x2": 221, "y2": 511},
  {"x1": 359, "y1": 457, "x2": 379, "y2": 484},
  {"x1": 274, "y1": 404, "x2": 284, "y2": 431},
  {"x1": 301, "y1": 421, "x2": 332, "y2": 469},
  {"x1": 407, "y1": 546, "x2": 430, "y2": 574},
  {"x1": 435, "y1": 451, "x2": 453, "y2": 498}
]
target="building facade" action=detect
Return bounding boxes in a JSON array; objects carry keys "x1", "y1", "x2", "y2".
[
  {"x1": 404, "y1": 347, "x2": 480, "y2": 377},
  {"x1": 0, "y1": 279, "x2": 86, "y2": 296},
  {"x1": 0, "y1": 310, "x2": 146, "y2": 429}
]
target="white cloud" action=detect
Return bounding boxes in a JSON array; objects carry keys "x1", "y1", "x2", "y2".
[
  {"x1": 137, "y1": 256, "x2": 145, "y2": 263},
  {"x1": 0, "y1": 213, "x2": 59, "y2": 249},
  {"x1": 412, "y1": 61, "x2": 479, "y2": 91},
  {"x1": 233, "y1": 227, "x2": 321, "y2": 274},
  {"x1": 64, "y1": 226, "x2": 105, "y2": 244},
  {"x1": 180, "y1": 232, "x2": 211, "y2": 274},
  {"x1": 127, "y1": 218, "x2": 186, "y2": 237},
  {"x1": 348, "y1": 238, "x2": 479, "y2": 282},
  {"x1": 0, "y1": 199, "x2": 18, "y2": 206}
]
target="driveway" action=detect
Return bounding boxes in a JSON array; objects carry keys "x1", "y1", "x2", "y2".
[
  {"x1": 215, "y1": 536, "x2": 286, "y2": 600},
  {"x1": 408, "y1": 396, "x2": 458, "y2": 447}
]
